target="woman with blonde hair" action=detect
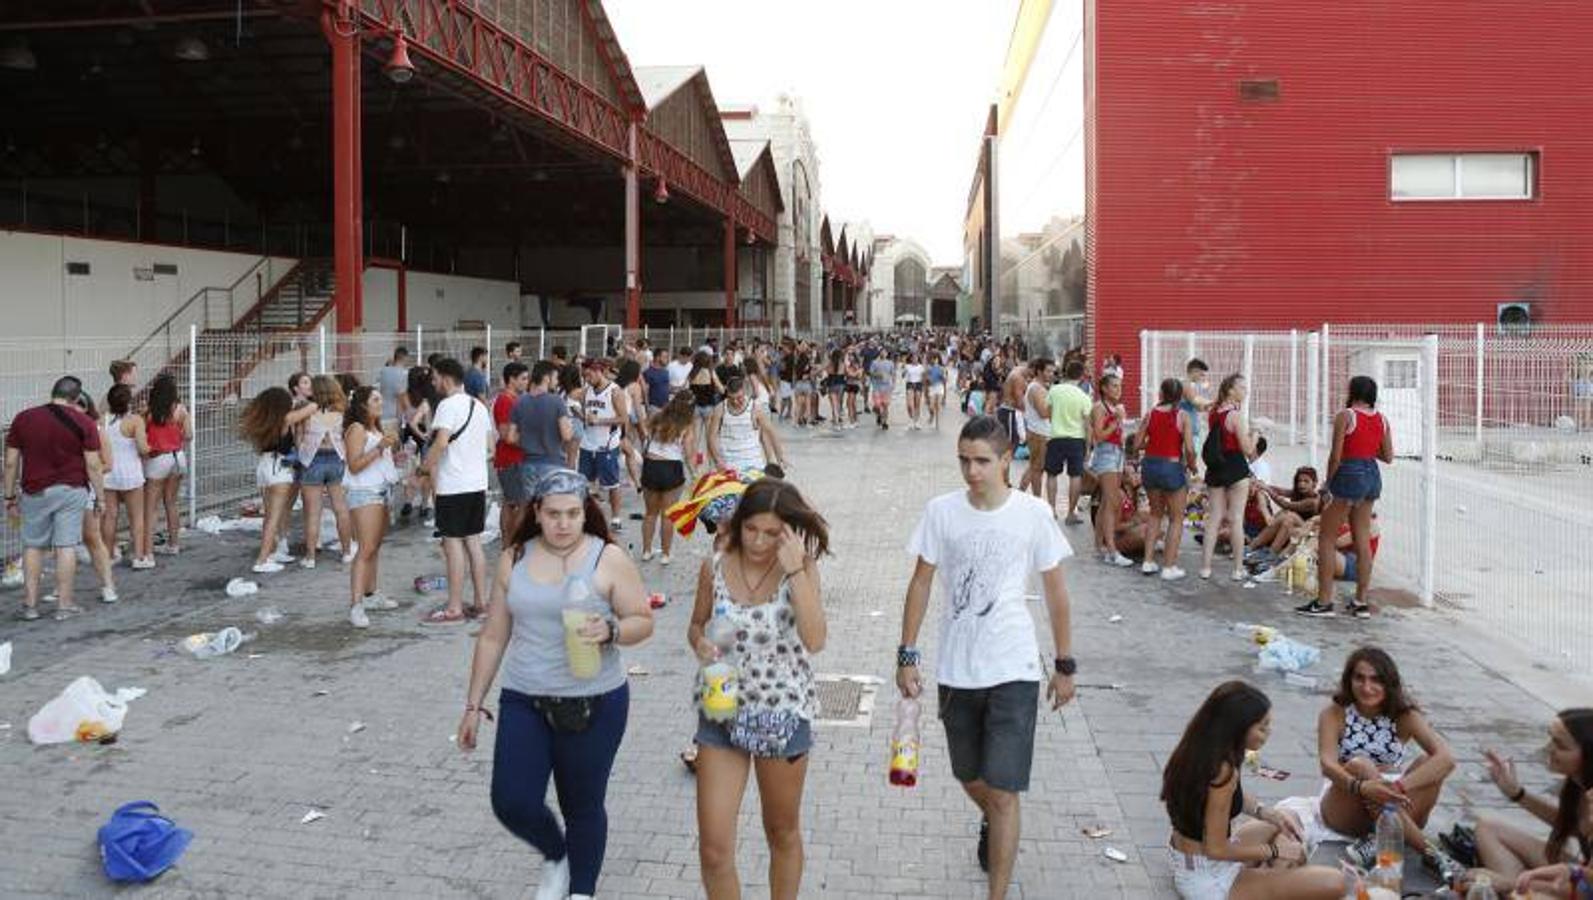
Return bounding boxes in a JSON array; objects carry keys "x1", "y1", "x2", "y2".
[{"x1": 297, "y1": 375, "x2": 355, "y2": 569}]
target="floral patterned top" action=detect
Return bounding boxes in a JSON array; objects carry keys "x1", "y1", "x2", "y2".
[
  {"x1": 1338, "y1": 704, "x2": 1404, "y2": 768},
  {"x1": 704, "y1": 554, "x2": 819, "y2": 721}
]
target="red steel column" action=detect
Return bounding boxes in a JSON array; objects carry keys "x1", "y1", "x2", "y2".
[
  {"x1": 325, "y1": 9, "x2": 363, "y2": 334},
  {"x1": 624, "y1": 122, "x2": 641, "y2": 330},
  {"x1": 723, "y1": 217, "x2": 737, "y2": 328}
]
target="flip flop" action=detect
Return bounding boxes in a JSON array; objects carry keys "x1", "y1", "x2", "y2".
[
  {"x1": 53, "y1": 606, "x2": 84, "y2": 621},
  {"x1": 421, "y1": 607, "x2": 465, "y2": 625},
  {"x1": 680, "y1": 745, "x2": 699, "y2": 774}
]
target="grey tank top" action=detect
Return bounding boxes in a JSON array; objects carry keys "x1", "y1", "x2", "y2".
[{"x1": 501, "y1": 536, "x2": 626, "y2": 698}]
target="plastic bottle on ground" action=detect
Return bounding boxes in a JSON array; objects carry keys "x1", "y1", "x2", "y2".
[
  {"x1": 1464, "y1": 874, "x2": 1498, "y2": 900},
  {"x1": 1367, "y1": 802, "x2": 1403, "y2": 893},
  {"x1": 413, "y1": 574, "x2": 447, "y2": 593}
]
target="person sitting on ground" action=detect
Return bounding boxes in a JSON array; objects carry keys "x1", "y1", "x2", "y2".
[
  {"x1": 1245, "y1": 467, "x2": 1322, "y2": 563},
  {"x1": 1162, "y1": 680, "x2": 1343, "y2": 899},
  {"x1": 1315, "y1": 647, "x2": 1464, "y2": 884},
  {"x1": 1471, "y1": 708, "x2": 1592, "y2": 891}
]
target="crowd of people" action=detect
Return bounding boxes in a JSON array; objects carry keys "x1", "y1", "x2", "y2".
[{"x1": 4, "y1": 327, "x2": 1586, "y2": 900}]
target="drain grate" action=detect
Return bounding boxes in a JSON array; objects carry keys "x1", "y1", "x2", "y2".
[{"x1": 813, "y1": 675, "x2": 879, "y2": 727}]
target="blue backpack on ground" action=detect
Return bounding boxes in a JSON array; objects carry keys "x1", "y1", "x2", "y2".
[{"x1": 97, "y1": 801, "x2": 193, "y2": 883}]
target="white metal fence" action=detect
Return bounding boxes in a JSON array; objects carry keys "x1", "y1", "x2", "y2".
[{"x1": 1144, "y1": 325, "x2": 1593, "y2": 677}]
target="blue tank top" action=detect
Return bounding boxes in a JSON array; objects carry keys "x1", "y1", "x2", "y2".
[{"x1": 501, "y1": 537, "x2": 626, "y2": 698}]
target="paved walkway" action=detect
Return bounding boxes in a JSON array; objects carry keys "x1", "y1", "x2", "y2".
[{"x1": 0, "y1": 400, "x2": 1573, "y2": 898}]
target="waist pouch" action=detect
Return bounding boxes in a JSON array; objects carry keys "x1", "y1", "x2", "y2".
[{"x1": 530, "y1": 695, "x2": 594, "y2": 733}]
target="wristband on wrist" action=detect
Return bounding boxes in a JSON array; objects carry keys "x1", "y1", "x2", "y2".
[
  {"x1": 1508, "y1": 785, "x2": 1527, "y2": 803},
  {"x1": 465, "y1": 705, "x2": 494, "y2": 721},
  {"x1": 1266, "y1": 841, "x2": 1278, "y2": 862},
  {"x1": 897, "y1": 645, "x2": 920, "y2": 668},
  {"x1": 1055, "y1": 655, "x2": 1077, "y2": 676}
]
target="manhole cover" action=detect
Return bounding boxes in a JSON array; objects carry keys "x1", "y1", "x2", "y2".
[{"x1": 813, "y1": 675, "x2": 879, "y2": 727}]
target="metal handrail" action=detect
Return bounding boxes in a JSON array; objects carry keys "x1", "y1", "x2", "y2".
[{"x1": 127, "y1": 254, "x2": 279, "y2": 360}]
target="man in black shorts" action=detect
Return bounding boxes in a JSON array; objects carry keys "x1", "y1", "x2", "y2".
[
  {"x1": 1045, "y1": 359, "x2": 1094, "y2": 524},
  {"x1": 419, "y1": 358, "x2": 494, "y2": 624}
]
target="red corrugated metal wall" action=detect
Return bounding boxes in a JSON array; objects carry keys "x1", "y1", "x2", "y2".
[{"x1": 1086, "y1": 1, "x2": 1593, "y2": 412}]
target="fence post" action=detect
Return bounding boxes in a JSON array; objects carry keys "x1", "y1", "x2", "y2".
[
  {"x1": 317, "y1": 324, "x2": 327, "y2": 374},
  {"x1": 1148, "y1": 331, "x2": 1161, "y2": 398},
  {"x1": 485, "y1": 324, "x2": 493, "y2": 372},
  {"x1": 1320, "y1": 323, "x2": 1331, "y2": 427},
  {"x1": 669, "y1": 325, "x2": 675, "y2": 351},
  {"x1": 1241, "y1": 333, "x2": 1255, "y2": 420},
  {"x1": 416, "y1": 324, "x2": 424, "y2": 359},
  {"x1": 538, "y1": 327, "x2": 546, "y2": 362},
  {"x1": 187, "y1": 324, "x2": 198, "y2": 527},
  {"x1": 1288, "y1": 329, "x2": 1300, "y2": 445},
  {"x1": 1419, "y1": 333, "x2": 1439, "y2": 607},
  {"x1": 1138, "y1": 330, "x2": 1149, "y2": 414},
  {"x1": 1474, "y1": 322, "x2": 1485, "y2": 457},
  {"x1": 1306, "y1": 332, "x2": 1321, "y2": 465},
  {"x1": 1185, "y1": 332, "x2": 1196, "y2": 369}
]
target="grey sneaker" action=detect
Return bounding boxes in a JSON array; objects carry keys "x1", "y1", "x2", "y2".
[
  {"x1": 363, "y1": 592, "x2": 398, "y2": 611},
  {"x1": 1422, "y1": 845, "x2": 1465, "y2": 886},
  {"x1": 1343, "y1": 835, "x2": 1377, "y2": 870}
]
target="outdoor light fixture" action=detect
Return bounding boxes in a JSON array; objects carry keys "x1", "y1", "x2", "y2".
[
  {"x1": 653, "y1": 177, "x2": 670, "y2": 204},
  {"x1": 384, "y1": 34, "x2": 415, "y2": 84},
  {"x1": 0, "y1": 37, "x2": 37, "y2": 71},
  {"x1": 190, "y1": 136, "x2": 202, "y2": 157},
  {"x1": 744, "y1": 228, "x2": 756, "y2": 245},
  {"x1": 173, "y1": 35, "x2": 210, "y2": 62}
]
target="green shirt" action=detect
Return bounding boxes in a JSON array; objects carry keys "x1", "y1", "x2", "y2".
[{"x1": 1047, "y1": 382, "x2": 1092, "y2": 439}]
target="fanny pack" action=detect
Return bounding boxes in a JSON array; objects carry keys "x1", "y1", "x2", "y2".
[
  {"x1": 530, "y1": 695, "x2": 594, "y2": 733},
  {"x1": 728, "y1": 708, "x2": 802, "y2": 758}
]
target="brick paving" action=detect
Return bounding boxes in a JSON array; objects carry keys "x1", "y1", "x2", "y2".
[{"x1": 0, "y1": 399, "x2": 1574, "y2": 898}]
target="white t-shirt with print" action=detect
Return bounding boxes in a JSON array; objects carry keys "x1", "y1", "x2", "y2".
[
  {"x1": 666, "y1": 359, "x2": 692, "y2": 391},
  {"x1": 906, "y1": 489, "x2": 1071, "y2": 689},
  {"x1": 431, "y1": 392, "x2": 492, "y2": 496}
]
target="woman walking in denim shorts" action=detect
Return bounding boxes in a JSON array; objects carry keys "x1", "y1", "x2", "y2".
[
  {"x1": 1298, "y1": 375, "x2": 1393, "y2": 618},
  {"x1": 1088, "y1": 373, "x2": 1133, "y2": 567},
  {"x1": 1140, "y1": 378, "x2": 1198, "y2": 580},
  {"x1": 342, "y1": 386, "x2": 401, "y2": 628}
]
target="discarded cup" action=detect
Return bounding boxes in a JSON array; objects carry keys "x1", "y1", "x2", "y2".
[
  {"x1": 647, "y1": 592, "x2": 668, "y2": 610},
  {"x1": 1284, "y1": 672, "x2": 1318, "y2": 690},
  {"x1": 254, "y1": 607, "x2": 284, "y2": 625},
  {"x1": 224, "y1": 578, "x2": 259, "y2": 598},
  {"x1": 182, "y1": 627, "x2": 248, "y2": 659}
]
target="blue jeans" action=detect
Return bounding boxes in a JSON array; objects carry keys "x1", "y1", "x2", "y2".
[{"x1": 492, "y1": 684, "x2": 629, "y2": 896}]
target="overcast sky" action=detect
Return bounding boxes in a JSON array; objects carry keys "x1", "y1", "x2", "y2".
[{"x1": 605, "y1": 0, "x2": 1020, "y2": 266}]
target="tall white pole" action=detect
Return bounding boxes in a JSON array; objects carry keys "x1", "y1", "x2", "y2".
[
  {"x1": 416, "y1": 324, "x2": 424, "y2": 360},
  {"x1": 1474, "y1": 322, "x2": 1485, "y2": 457},
  {"x1": 1139, "y1": 329, "x2": 1150, "y2": 415},
  {"x1": 1241, "y1": 333, "x2": 1255, "y2": 420},
  {"x1": 1419, "y1": 333, "x2": 1439, "y2": 607},
  {"x1": 187, "y1": 324, "x2": 198, "y2": 527},
  {"x1": 1320, "y1": 322, "x2": 1332, "y2": 427},
  {"x1": 538, "y1": 327, "x2": 546, "y2": 362},
  {"x1": 1185, "y1": 332, "x2": 1196, "y2": 369},
  {"x1": 1288, "y1": 329, "x2": 1300, "y2": 445},
  {"x1": 1306, "y1": 332, "x2": 1321, "y2": 465},
  {"x1": 318, "y1": 324, "x2": 327, "y2": 374}
]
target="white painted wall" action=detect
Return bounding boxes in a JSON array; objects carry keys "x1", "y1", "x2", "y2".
[
  {"x1": 360, "y1": 267, "x2": 520, "y2": 332},
  {"x1": 0, "y1": 230, "x2": 294, "y2": 339}
]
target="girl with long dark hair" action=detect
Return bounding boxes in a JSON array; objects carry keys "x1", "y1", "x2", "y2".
[
  {"x1": 1089, "y1": 373, "x2": 1133, "y2": 567},
  {"x1": 456, "y1": 469, "x2": 653, "y2": 900},
  {"x1": 240, "y1": 387, "x2": 317, "y2": 573},
  {"x1": 1201, "y1": 374, "x2": 1256, "y2": 581},
  {"x1": 342, "y1": 386, "x2": 400, "y2": 628},
  {"x1": 403, "y1": 366, "x2": 438, "y2": 523},
  {"x1": 101, "y1": 384, "x2": 152, "y2": 571},
  {"x1": 1474, "y1": 708, "x2": 1593, "y2": 887},
  {"x1": 1140, "y1": 377, "x2": 1196, "y2": 580},
  {"x1": 1298, "y1": 375, "x2": 1393, "y2": 618},
  {"x1": 689, "y1": 478, "x2": 830, "y2": 900},
  {"x1": 1314, "y1": 647, "x2": 1461, "y2": 881},
  {"x1": 1162, "y1": 681, "x2": 1342, "y2": 899},
  {"x1": 689, "y1": 350, "x2": 727, "y2": 457},
  {"x1": 142, "y1": 373, "x2": 191, "y2": 557},
  {"x1": 639, "y1": 391, "x2": 695, "y2": 564}
]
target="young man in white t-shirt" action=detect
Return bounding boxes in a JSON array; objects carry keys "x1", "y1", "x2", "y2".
[
  {"x1": 420, "y1": 358, "x2": 494, "y2": 624},
  {"x1": 897, "y1": 415, "x2": 1075, "y2": 900}
]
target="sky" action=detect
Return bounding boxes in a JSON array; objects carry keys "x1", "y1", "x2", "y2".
[{"x1": 604, "y1": 0, "x2": 1022, "y2": 266}]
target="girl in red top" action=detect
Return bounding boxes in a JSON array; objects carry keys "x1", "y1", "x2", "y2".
[
  {"x1": 1200, "y1": 375, "x2": 1257, "y2": 582},
  {"x1": 1139, "y1": 378, "x2": 1197, "y2": 581},
  {"x1": 141, "y1": 374, "x2": 192, "y2": 559},
  {"x1": 1299, "y1": 376, "x2": 1393, "y2": 619},
  {"x1": 1088, "y1": 374, "x2": 1133, "y2": 566}
]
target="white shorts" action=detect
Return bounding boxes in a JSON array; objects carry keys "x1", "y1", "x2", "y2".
[
  {"x1": 778, "y1": 382, "x2": 793, "y2": 400},
  {"x1": 256, "y1": 452, "x2": 296, "y2": 489},
  {"x1": 928, "y1": 384, "x2": 946, "y2": 398},
  {"x1": 144, "y1": 451, "x2": 186, "y2": 481},
  {"x1": 1167, "y1": 844, "x2": 1243, "y2": 900},
  {"x1": 104, "y1": 467, "x2": 146, "y2": 493}
]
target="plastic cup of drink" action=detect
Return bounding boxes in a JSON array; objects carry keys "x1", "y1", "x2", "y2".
[{"x1": 563, "y1": 609, "x2": 602, "y2": 680}]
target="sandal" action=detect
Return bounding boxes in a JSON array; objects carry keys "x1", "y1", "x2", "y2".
[
  {"x1": 19, "y1": 605, "x2": 41, "y2": 621},
  {"x1": 680, "y1": 745, "x2": 699, "y2": 774},
  {"x1": 53, "y1": 605, "x2": 84, "y2": 621},
  {"x1": 420, "y1": 607, "x2": 466, "y2": 625},
  {"x1": 464, "y1": 604, "x2": 489, "y2": 622}
]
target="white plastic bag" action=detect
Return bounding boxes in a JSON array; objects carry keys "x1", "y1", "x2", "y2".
[
  {"x1": 181, "y1": 627, "x2": 248, "y2": 659},
  {"x1": 224, "y1": 578, "x2": 259, "y2": 598},
  {"x1": 1256, "y1": 636, "x2": 1321, "y2": 674},
  {"x1": 28, "y1": 676, "x2": 147, "y2": 744},
  {"x1": 0, "y1": 640, "x2": 10, "y2": 676}
]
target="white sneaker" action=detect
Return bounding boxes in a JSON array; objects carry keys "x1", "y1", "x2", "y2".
[
  {"x1": 1161, "y1": 566, "x2": 1187, "y2": 581},
  {"x1": 659, "y1": 553, "x2": 672, "y2": 566},
  {"x1": 75, "y1": 546, "x2": 92, "y2": 564},
  {"x1": 300, "y1": 558, "x2": 316, "y2": 570},
  {"x1": 100, "y1": 586, "x2": 119, "y2": 604},
  {"x1": 1109, "y1": 552, "x2": 1134, "y2": 568},
  {"x1": 131, "y1": 557, "x2": 156, "y2": 570},
  {"x1": 363, "y1": 592, "x2": 398, "y2": 611},
  {"x1": 535, "y1": 857, "x2": 570, "y2": 900},
  {"x1": 1140, "y1": 560, "x2": 1161, "y2": 575},
  {"x1": 252, "y1": 560, "x2": 284, "y2": 574},
  {"x1": 341, "y1": 542, "x2": 358, "y2": 564},
  {"x1": 640, "y1": 550, "x2": 656, "y2": 562},
  {"x1": 348, "y1": 601, "x2": 370, "y2": 629}
]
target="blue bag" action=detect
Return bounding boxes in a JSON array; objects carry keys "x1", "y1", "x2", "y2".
[{"x1": 97, "y1": 801, "x2": 192, "y2": 883}]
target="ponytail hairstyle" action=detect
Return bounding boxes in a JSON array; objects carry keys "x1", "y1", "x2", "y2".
[
  {"x1": 1159, "y1": 378, "x2": 1184, "y2": 407},
  {"x1": 1216, "y1": 374, "x2": 1246, "y2": 406}
]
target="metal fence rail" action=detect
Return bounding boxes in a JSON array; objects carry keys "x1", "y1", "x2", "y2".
[{"x1": 1144, "y1": 325, "x2": 1593, "y2": 678}]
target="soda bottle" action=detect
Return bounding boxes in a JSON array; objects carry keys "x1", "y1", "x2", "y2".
[
  {"x1": 1464, "y1": 874, "x2": 1498, "y2": 900},
  {"x1": 562, "y1": 578, "x2": 603, "y2": 680},
  {"x1": 888, "y1": 697, "x2": 921, "y2": 787},
  {"x1": 1368, "y1": 803, "x2": 1403, "y2": 892},
  {"x1": 413, "y1": 574, "x2": 447, "y2": 593}
]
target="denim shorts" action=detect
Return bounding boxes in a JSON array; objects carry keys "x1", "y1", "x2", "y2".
[
  {"x1": 1328, "y1": 458, "x2": 1381, "y2": 502},
  {"x1": 347, "y1": 486, "x2": 388, "y2": 510},
  {"x1": 300, "y1": 449, "x2": 346, "y2": 486},
  {"x1": 578, "y1": 448, "x2": 623, "y2": 489},
  {"x1": 1087, "y1": 442, "x2": 1125, "y2": 475},
  {"x1": 1142, "y1": 456, "x2": 1188, "y2": 492},
  {"x1": 496, "y1": 462, "x2": 529, "y2": 505},
  {"x1": 20, "y1": 484, "x2": 89, "y2": 549},
  {"x1": 938, "y1": 681, "x2": 1039, "y2": 792},
  {"x1": 695, "y1": 713, "x2": 813, "y2": 761}
]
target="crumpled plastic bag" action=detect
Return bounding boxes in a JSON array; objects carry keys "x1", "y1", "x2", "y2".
[
  {"x1": 224, "y1": 578, "x2": 258, "y2": 598},
  {"x1": 1256, "y1": 635, "x2": 1321, "y2": 674},
  {"x1": 28, "y1": 676, "x2": 147, "y2": 744},
  {"x1": 181, "y1": 627, "x2": 248, "y2": 659},
  {"x1": 194, "y1": 515, "x2": 262, "y2": 535},
  {"x1": 0, "y1": 640, "x2": 11, "y2": 675}
]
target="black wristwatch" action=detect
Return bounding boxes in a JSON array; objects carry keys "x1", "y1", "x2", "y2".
[
  {"x1": 1055, "y1": 656, "x2": 1078, "y2": 676},
  {"x1": 599, "y1": 612, "x2": 620, "y2": 647},
  {"x1": 897, "y1": 645, "x2": 921, "y2": 668}
]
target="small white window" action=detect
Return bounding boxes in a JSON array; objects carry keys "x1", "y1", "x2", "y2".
[
  {"x1": 1383, "y1": 359, "x2": 1419, "y2": 390},
  {"x1": 1391, "y1": 152, "x2": 1534, "y2": 201}
]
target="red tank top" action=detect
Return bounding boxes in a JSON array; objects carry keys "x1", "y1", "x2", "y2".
[
  {"x1": 1341, "y1": 408, "x2": 1384, "y2": 459},
  {"x1": 147, "y1": 417, "x2": 183, "y2": 453},
  {"x1": 1144, "y1": 407, "x2": 1182, "y2": 459},
  {"x1": 1209, "y1": 407, "x2": 1239, "y2": 452},
  {"x1": 1099, "y1": 406, "x2": 1123, "y2": 446}
]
